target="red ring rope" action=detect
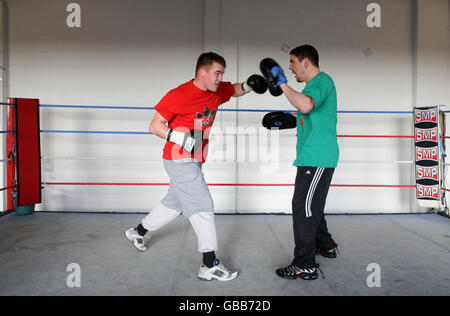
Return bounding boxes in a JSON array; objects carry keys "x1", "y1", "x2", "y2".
[
  {"x1": 338, "y1": 135, "x2": 413, "y2": 138},
  {"x1": 42, "y1": 182, "x2": 415, "y2": 188},
  {"x1": 0, "y1": 185, "x2": 16, "y2": 192}
]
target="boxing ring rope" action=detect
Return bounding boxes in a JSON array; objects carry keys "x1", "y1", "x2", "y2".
[
  {"x1": 40, "y1": 129, "x2": 415, "y2": 138},
  {"x1": 39, "y1": 156, "x2": 415, "y2": 165},
  {"x1": 36, "y1": 103, "x2": 420, "y2": 190},
  {"x1": 3, "y1": 100, "x2": 449, "y2": 215},
  {"x1": 41, "y1": 182, "x2": 416, "y2": 188},
  {"x1": 39, "y1": 103, "x2": 450, "y2": 114},
  {"x1": 0, "y1": 185, "x2": 15, "y2": 192},
  {"x1": 39, "y1": 102, "x2": 418, "y2": 137}
]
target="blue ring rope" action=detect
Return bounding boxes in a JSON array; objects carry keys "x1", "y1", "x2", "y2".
[
  {"x1": 3, "y1": 104, "x2": 444, "y2": 135},
  {"x1": 0, "y1": 103, "x2": 440, "y2": 135},
  {"x1": 39, "y1": 103, "x2": 419, "y2": 114}
]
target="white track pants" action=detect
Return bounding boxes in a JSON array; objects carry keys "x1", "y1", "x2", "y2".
[{"x1": 141, "y1": 202, "x2": 218, "y2": 253}]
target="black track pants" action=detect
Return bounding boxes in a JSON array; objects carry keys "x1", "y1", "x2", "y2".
[{"x1": 291, "y1": 166, "x2": 337, "y2": 268}]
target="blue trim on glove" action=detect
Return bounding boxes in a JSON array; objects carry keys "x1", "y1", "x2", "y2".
[{"x1": 270, "y1": 66, "x2": 288, "y2": 86}]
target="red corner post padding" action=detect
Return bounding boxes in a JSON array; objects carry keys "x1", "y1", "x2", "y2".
[{"x1": 12, "y1": 98, "x2": 42, "y2": 207}]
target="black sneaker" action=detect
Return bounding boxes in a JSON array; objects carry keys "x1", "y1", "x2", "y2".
[
  {"x1": 275, "y1": 264, "x2": 320, "y2": 280},
  {"x1": 316, "y1": 247, "x2": 339, "y2": 258}
]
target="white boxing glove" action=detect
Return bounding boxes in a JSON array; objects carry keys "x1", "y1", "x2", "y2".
[{"x1": 166, "y1": 129, "x2": 203, "y2": 154}]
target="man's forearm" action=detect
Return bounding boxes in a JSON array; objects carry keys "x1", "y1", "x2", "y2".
[
  {"x1": 232, "y1": 83, "x2": 246, "y2": 97},
  {"x1": 280, "y1": 84, "x2": 314, "y2": 114},
  {"x1": 149, "y1": 120, "x2": 169, "y2": 139}
]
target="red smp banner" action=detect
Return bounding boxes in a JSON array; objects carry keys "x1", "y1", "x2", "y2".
[
  {"x1": 414, "y1": 107, "x2": 440, "y2": 201},
  {"x1": 414, "y1": 127, "x2": 438, "y2": 143},
  {"x1": 416, "y1": 183, "x2": 439, "y2": 200},
  {"x1": 415, "y1": 146, "x2": 439, "y2": 163},
  {"x1": 414, "y1": 108, "x2": 438, "y2": 125},
  {"x1": 415, "y1": 165, "x2": 439, "y2": 181}
]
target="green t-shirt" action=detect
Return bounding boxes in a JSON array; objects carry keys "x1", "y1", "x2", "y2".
[{"x1": 294, "y1": 72, "x2": 339, "y2": 168}]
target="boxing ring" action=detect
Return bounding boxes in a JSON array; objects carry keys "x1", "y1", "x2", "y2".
[{"x1": 1, "y1": 98, "x2": 449, "y2": 216}]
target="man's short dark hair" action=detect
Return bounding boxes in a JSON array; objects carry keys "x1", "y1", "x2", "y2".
[
  {"x1": 195, "y1": 52, "x2": 226, "y2": 75},
  {"x1": 290, "y1": 45, "x2": 319, "y2": 68}
]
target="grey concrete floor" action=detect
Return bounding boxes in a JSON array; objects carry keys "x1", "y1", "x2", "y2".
[{"x1": 0, "y1": 212, "x2": 449, "y2": 296}]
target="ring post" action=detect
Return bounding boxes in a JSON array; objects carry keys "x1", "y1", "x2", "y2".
[{"x1": 7, "y1": 98, "x2": 41, "y2": 214}]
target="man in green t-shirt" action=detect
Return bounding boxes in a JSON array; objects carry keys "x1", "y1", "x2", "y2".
[{"x1": 270, "y1": 45, "x2": 339, "y2": 280}]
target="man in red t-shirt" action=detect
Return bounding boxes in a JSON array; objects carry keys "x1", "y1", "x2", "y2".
[{"x1": 125, "y1": 52, "x2": 267, "y2": 281}]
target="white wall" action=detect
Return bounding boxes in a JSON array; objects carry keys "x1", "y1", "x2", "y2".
[{"x1": 3, "y1": 0, "x2": 450, "y2": 213}]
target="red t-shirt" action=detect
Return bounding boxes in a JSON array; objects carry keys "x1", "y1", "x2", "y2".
[{"x1": 154, "y1": 80, "x2": 235, "y2": 162}]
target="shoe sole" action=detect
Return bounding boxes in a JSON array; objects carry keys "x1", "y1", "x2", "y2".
[
  {"x1": 295, "y1": 274, "x2": 318, "y2": 280},
  {"x1": 276, "y1": 274, "x2": 318, "y2": 280},
  {"x1": 198, "y1": 272, "x2": 238, "y2": 282},
  {"x1": 276, "y1": 271, "x2": 318, "y2": 280},
  {"x1": 198, "y1": 277, "x2": 211, "y2": 281}
]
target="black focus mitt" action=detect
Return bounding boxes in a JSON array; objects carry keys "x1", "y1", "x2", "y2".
[
  {"x1": 262, "y1": 111, "x2": 296, "y2": 130},
  {"x1": 260, "y1": 58, "x2": 283, "y2": 96}
]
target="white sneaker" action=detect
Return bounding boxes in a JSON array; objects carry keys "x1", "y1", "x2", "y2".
[
  {"x1": 124, "y1": 228, "x2": 150, "y2": 251},
  {"x1": 198, "y1": 259, "x2": 238, "y2": 281}
]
